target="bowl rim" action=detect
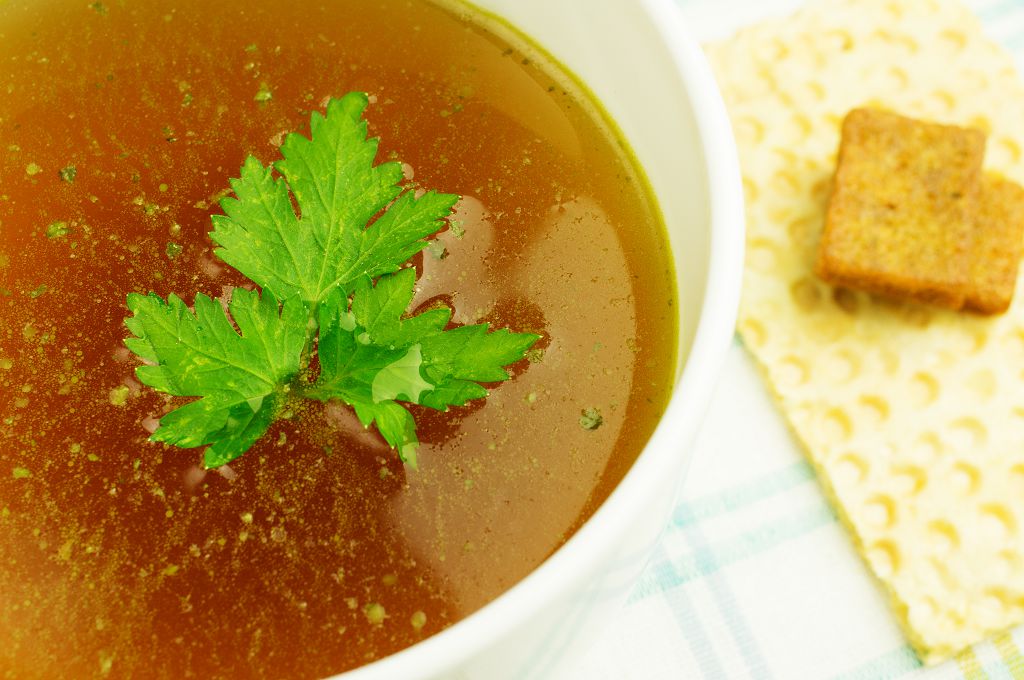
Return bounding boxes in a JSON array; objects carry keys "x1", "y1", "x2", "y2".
[{"x1": 338, "y1": 0, "x2": 744, "y2": 677}]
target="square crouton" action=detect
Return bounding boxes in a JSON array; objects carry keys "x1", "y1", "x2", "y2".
[
  {"x1": 815, "y1": 108, "x2": 986, "y2": 309},
  {"x1": 966, "y1": 175, "x2": 1024, "y2": 314}
]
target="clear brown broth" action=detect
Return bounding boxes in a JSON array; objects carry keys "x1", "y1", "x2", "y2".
[{"x1": 0, "y1": 0, "x2": 677, "y2": 677}]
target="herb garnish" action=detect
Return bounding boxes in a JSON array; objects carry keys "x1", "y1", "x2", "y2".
[{"x1": 125, "y1": 92, "x2": 538, "y2": 469}]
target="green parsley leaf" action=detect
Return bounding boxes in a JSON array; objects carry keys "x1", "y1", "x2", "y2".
[
  {"x1": 125, "y1": 93, "x2": 538, "y2": 469},
  {"x1": 125, "y1": 289, "x2": 306, "y2": 468},
  {"x1": 210, "y1": 92, "x2": 458, "y2": 305},
  {"x1": 309, "y1": 268, "x2": 538, "y2": 467}
]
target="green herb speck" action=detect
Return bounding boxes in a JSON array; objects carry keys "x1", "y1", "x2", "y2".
[
  {"x1": 59, "y1": 165, "x2": 77, "y2": 182},
  {"x1": 165, "y1": 242, "x2": 182, "y2": 259},
  {"x1": 579, "y1": 407, "x2": 603, "y2": 431},
  {"x1": 25, "y1": 162, "x2": 42, "y2": 176},
  {"x1": 254, "y1": 83, "x2": 273, "y2": 103},
  {"x1": 524, "y1": 348, "x2": 544, "y2": 363},
  {"x1": 46, "y1": 221, "x2": 70, "y2": 238},
  {"x1": 410, "y1": 610, "x2": 427, "y2": 630},
  {"x1": 12, "y1": 467, "x2": 30, "y2": 480},
  {"x1": 109, "y1": 385, "x2": 130, "y2": 406},
  {"x1": 363, "y1": 602, "x2": 386, "y2": 625},
  {"x1": 29, "y1": 284, "x2": 47, "y2": 298}
]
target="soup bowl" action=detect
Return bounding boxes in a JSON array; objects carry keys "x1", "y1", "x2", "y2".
[{"x1": 340, "y1": 0, "x2": 744, "y2": 678}]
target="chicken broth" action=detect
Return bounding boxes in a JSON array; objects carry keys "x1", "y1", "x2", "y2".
[{"x1": 0, "y1": 0, "x2": 676, "y2": 676}]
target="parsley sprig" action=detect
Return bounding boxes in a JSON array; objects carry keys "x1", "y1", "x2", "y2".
[{"x1": 125, "y1": 92, "x2": 538, "y2": 469}]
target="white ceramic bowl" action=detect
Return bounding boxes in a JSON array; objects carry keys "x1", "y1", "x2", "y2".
[{"x1": 338, "y1": 0, "x2": 743, "y2": 677}]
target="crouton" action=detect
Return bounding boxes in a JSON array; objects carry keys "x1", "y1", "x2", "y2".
[
  {"x1": 965, "y1": 175, "x2": 1024, "y2": 314},
  {"x1": 815, "y1": 108, "x2": 985, "y2": 309}
]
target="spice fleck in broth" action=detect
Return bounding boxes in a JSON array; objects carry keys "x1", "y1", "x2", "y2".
[{"x1": 0, "y1": 0, "x2": 676, "y2": 676}]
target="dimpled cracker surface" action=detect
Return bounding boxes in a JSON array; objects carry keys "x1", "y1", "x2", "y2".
[{"x1": 707, "y1": 0, "x2": 1024, "y2": 664}]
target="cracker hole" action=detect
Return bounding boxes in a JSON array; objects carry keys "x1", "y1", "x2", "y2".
[
  {"x1": 967, "y1": 328, "x2": 988, "y2": 353},
  {"x1": 913, "y1": 596, "x2": 941, "y2": 623},
  {"x1": 863, "y1": 494, "x2": 896, "y2": 529},
  {"x1": 832, "y1": 287, "x2": 859, "y2": 315},
  {"x1": 941, "y1": 605, "x2": 967, "y2": 629},
  {"x1": 890, "y1": 301, "x2": 932, "y2": 328},
  {"x1": 979, "y1": 504, "x2": 1017, "y2": 540},
  {"x1": 742, "y1": 176, "x2": 760, "y2": 203},
  {"x1": 928, "y1": 90, "x2": 956, "y2": 112},
  {"x1": 791, "y1": 112, "x2": 815, "y2": 138},
  {"x1": 885, "y1": 66, "x2": 909, "y2": 90},
  {"x1": 734, "y1": 116, "x2": 765, "y2": 145},
  {"x1": 754, "y1": 65, "x2": 778, "y2": 92},
  {"x1": 768, "y1": 205, "x2": 798, "y2": 227},
  {"x1": 994, "y1": 550, "x2": 1022, "y2": 583},
  {"x1": 939, "y1": 29, "x2": 967, "y2": 51},
  {"x1": 822, "y1": 407, "x2": 853, "y2": 443},
  {"x1": 790, "y1": 277, "x2": 822, "y2": 312},
  {"x1": 884, "y1": 1, "x2": 905, "y2": 18},
  {"x1": 810, "y1": 175, "x2": 833, "y2": 204},
  {"x1": 909, "y1": 372, "x2": 939, "y2": 407},
  {"x1": 787, "y1": 215, "x2": 821, "y2": 249},
  {"x1": 857, "y1": 394, "x2": 890, "y2": 424},
  {"x1": 753, "y1": 36, "x2": 789, "y2": 62},
  {"x1": 1003, "y1": 325, "x2": 1024, "y2": 356},
  {"x1": 891, "y1": 464, "x2": 926, "y2": 496},
  {"x1": 969, "y1": 115, "x2": 992, "y2": 136},
  {"x1": 965, "y1": 369, "x2": 996, "y2": 400},
  {"x1": 775, "y1": 356, "x2": 809, "y2": 388},
  {"x1": 975, "y1": 592, "x2": 1009, "y2": 625},
  {"x1": 862, "y1": 96, "x2": 887, "y2": 110},
  {"x1": 982, "y1": 588, "x2": 1024, "y2": 627},
  {"x1": 867, "y1": 540, "x2": 901, "y2": 578},
  {"x1": 804, "y1": 82, "x2": 826, "y2": 103},
  {"x1": 948, "y1": 417, "x2": 988, "y2": 448},
  {"x1": 868, "y1": 28, "x2": 918, "y2": 52},
  {"x1": 880, "y1": 348, "x2": 901, "y2": 375},
  {"x1": 963, "y1": 69, "x2": 991, "y2": 93},
  {"x1": 833, "y1": 453, "x2": 869, "y2": 487},
  {"x1": 950, "y1": 461, "x2": 981, "y2": 496},
  {"x1": 739, "y1": 317, "x2": 766, "y2": 348},
  {"x1": 823, "y1": 29, "x2": 854, "y2": 52},
  {"x1": 927, "y1": 519, "x2": 959, "y2": 554},
  {"x1": 823, "y1": 348, "x2": 860, "y2": 384},
  {"x1": 748, "y1": 237, "x2": 783, "y2": 274},
  {"x1": 770, "y1": 168, "x2": 801, "y2": 196},
  {"x1": 996, "y1": 137, "x2": 1022, "y2": 164},
  {"x1": 911, "y1": 432, "x2": 943, "y2": 463},
  {"x1": 1009, "y1": 464, "x2": 1024, "y2": 496}
]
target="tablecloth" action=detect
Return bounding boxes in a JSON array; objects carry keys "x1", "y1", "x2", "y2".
[{"x1": 568, "y1": 1, "x2": 1024, "y2": 678}]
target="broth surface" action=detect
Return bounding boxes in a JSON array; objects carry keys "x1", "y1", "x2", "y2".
[{"x1": 0, "y1": 0, "x2": 676, "y2": 677}]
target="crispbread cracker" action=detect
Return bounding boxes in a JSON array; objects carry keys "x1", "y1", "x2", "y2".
[{"x1": 707, "y1": 0, "x2": 1024, "y2": 664}]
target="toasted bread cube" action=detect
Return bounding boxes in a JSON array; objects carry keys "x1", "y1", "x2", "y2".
[
  {"x1": 965, "y1": 175, "x2": 1024, "y2": 314},
  {"x1": 815, "y1": 108, "x2": 985, "y2": 309}
]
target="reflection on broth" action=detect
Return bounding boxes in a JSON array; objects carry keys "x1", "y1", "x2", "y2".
[{"x1": 0, "y1": 0, "x2": 676, "y2": 676}]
